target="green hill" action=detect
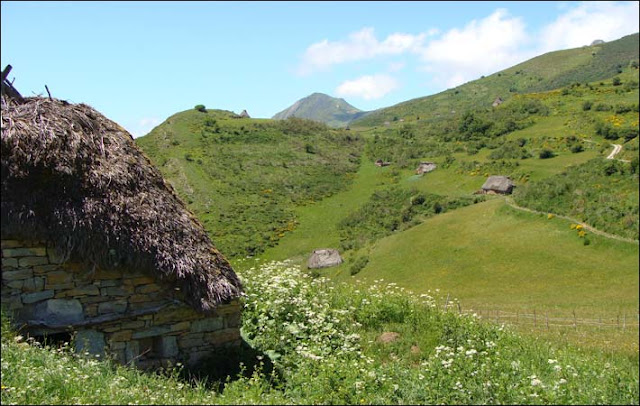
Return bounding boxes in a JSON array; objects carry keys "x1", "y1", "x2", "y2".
[
  {"x1": 352, "y1": 33, "x2": 639, "y2": 128},
  {"x1": 135, "y1": 109, "x2": 363, "y2": 258},
  {"x1": 272, "y1": 92, "x2": 367, "y2": 128}
]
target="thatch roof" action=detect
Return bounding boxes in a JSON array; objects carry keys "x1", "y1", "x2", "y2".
[
  {"x1": 1, "y1": 95, "x2": 242, "y2": 313},
  {"x1": 481, "y1": 175, "x2": 514, "y2": 193},
  {"x1": 307, "y1": 248, "x2": 343, "y2": 269},
  {"x1": 239, "y1": 109, "x2": 250, "y2": 118}
]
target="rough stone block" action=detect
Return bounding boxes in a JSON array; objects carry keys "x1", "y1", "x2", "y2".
[
  {"x1": 21, "y1": 290, "x2": 54, "y2": 304},
  {"x1": 99, "y1": 280, "x2": 120, "y2": 287},
  {"x1": 2, "y1": 269, "x2": 34, "y2": 281},
  {"x1": 121, "y1": 320, "x2": 145, "y2": 329},
  {"x1": 33, "y1": 264, "x2": 62, "y2": 275},
  {"x1": 4, "y1": 247, "x2": 47, "y2": 257},
  {"x1": 94, "y1": 269, "x2": 122, "y2": 280},
  {"x1": 78, "y1": 295, "x2": 109, "y2": 304},
  {"x1": 1, "y1": 240, "x2": 22, "y2": 249},
  {"x1": 98, "y1": 300, "x2": 128, "y2": 314},
  {"x1": 46, "y1": 271, "x2": 72, "y2": 285},
  {"x1": 132, "y1": 326, "x2": 171, "y2": 339},
  {"x1": 75, "y1": 330, "x2": 105, "y2": 357},
  {"x1": 22, "y1": 277, "x2": 44, "y2": 292},
  {"x1": 205, "y1": 328, "x2": 241, "y2": 345},
  {"x1": 102, "y1": 325, "x2": 122, "y2": 333},
  {"x1": 191, "y1": 317, "x2": 223, "y2": 333},
  {"x1": 58, "y1": 285, "x2": 100, "y2": 297},
  {"x1": 18, "y1": 257, "x2": 49, "y2": 267},
  {"x1": 171, "y1": 321, "x2": 191, "y2": 332},
  {"x1": 160, "y1": 336, "x2": 178, "y2": 357},
  {"x1": 125, "y1": 340, "x2": 139, "y2": 363},
  {"x1": 128, "y1": 294, "x2": 153, "y2": 303},
  {"x1": 110, "y1": 330, "x2": 132, "y2": 341},
  {"x1": 110, "y1": 341, "x2": 126, "y2": 350},
  {"x1": 22, "y1": 298, "x2": 84, "y2": 325},
  {"x1": 136, "y1": 284, "x2": 161, "y2": 294},
  {"x1": 102, "y1": 286, "x2": 132, "y2": 296},
  {"x1": 49, "y1": 283, "x2": 77, "y2": 292},
  {"x1": 6, "y1": 280, "x2": 24, "y2": 289},
  {"x1": 84, "y1": 304, "x2": 98, "y2": 317},
  {"x1": 2, "y1": 258, "x2": 19, "y2": 268},
  {"x1": 153, "y1": 307, "x2": 195, "y2": 324}
]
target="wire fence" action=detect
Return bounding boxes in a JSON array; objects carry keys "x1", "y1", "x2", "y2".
[{"x1": 440, "y1": 297, "x2": 639, "y2": 331}]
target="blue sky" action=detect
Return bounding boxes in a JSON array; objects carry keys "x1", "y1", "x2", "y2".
[{"x1": 2, "y1": 1, "x2": 638, "y2": 137}]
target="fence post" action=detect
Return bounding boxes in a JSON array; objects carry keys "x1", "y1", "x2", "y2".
[
  {"x1": 444, "y1": 293, "x2": 450, "y2": 312},
  {"x1": 496, "y1": 309, "x2": 499, "y2": 323},
  {"x1": 546, "y1": 312, "x2": 549, "y2": 331},
  {"x1": 573, "y1": 310, "x2": 577, "y2": 330},
  {"x1": 457, "y1": 302, "x2": 461, "y2": 314}
]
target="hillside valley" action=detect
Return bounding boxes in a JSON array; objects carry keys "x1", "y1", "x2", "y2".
[{"x1": 135, "y1": 33, "x2": 639, "y2": 359}]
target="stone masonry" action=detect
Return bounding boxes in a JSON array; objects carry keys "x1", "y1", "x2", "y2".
[{"x1": 1, "y1": 238, "x2": 242, "y2": 369}]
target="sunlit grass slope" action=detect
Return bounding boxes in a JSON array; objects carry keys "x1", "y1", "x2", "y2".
[{"x1": 341, "y1": 198, "x2": 638, "y2": 317}]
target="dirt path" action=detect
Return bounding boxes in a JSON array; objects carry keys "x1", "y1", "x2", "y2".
[
  {"x1": 504, "y1": 197, "x2": 639, "y2": 245},
  {"x1": 607, "y1": 143, "x2": 623, "y2": 160}
]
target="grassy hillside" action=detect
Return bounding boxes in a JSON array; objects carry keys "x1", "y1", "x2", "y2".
[
  {"x1": 272, "y1": 92, "x2": 366, "y2": 128},
  {"x1": 135, "y1": 110, "x2": 363, "y2": 258},
  {"x1": 352, "y1": 33, "x2": 639, "y2": 128},
  {"x1": 2, "y1": 261, "x2": 638, "y2": 404}
]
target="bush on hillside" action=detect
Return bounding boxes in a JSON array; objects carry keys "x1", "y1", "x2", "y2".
[
  {"x1": 194, "y1": 104, "x2": 207, "y2": 113},
  {"x1": 539, "y1": 149, "x2": 555, "y2": 159}
]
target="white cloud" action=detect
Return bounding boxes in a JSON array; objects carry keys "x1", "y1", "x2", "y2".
[
  {"x1": 419, "y1": 8, "x2": 530, "y2": 89},
  {"x1": 297, "y1": 27, "x2": 429, "y2": 75},
  {"x1": 388, "y1": 61, "x2": 406, "y2": 72},
  {"x1": 537, "y1": 1, "x2": 639, "y2": 53},
  {"x1": 129, "y1": 117, "x2": 161, "y2": 138},
  {"x1": 335, "y1": 74, "x2": 399, "y2": 100}
]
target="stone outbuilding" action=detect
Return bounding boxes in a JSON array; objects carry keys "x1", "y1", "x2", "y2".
[
  {"x1": 415, "y1": 162, "x2": 437, "y2": 175},
  {"x1": 492, "y1": 97, "x2": 504, "y2": 107},
  {"x1": 239, "y1": 109, "x2": 250, "y2": 118},
  {"x1": 307, "y1": 249, "x2": 343, "y2": 269},
  {"x1": 1, "y1": 94, "x2": 244, "y2": 370},
  {"x1": 481, "y1": 175, "x2": 514, "y2": 195}
]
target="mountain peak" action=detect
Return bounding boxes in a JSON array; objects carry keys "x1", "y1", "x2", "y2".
[{"x1": 272, "y1": 93, "x2": 366, "y2": 128}]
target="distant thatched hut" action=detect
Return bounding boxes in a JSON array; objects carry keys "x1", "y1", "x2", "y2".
[
  {"x1": 239, "y1": 109, "x2": 250, "y2": 118},
  {"x1": 307, "y1": 249, "x2": 343, "y2": 269},
  {"x1": 415, "y1": 162, "x2": 437, "y2": 175},
  {"x1": 481, "y1": 175, "x2": 514, "y2": 195},
  {"x1": 1, "y1": 95, "x2": 243, "y2": 369}
]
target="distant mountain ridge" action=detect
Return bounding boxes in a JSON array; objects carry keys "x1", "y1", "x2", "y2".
[{"x1": 272, "y1": 92, "x2": 368, "y2": 128}]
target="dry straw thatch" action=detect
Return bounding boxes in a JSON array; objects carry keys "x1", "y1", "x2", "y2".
[{"x1": 1, "y1": 95, "x2": 242, "y2": 313}]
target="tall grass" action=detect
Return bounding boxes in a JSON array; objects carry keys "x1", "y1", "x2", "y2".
[{"x1": 3, "y1": 260, "x2": 638, "y2": 404}]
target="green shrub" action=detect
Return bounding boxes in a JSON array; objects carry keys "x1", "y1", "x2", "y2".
[
  {"x1": 349, "y1": 256, "x2": 369, "y2": 276},
  {"x1": 612, "y1": 77, "x2": 622, "y2": 86},
  {"x1": 194, "y1": 104, "x2": 207, "y2": 113},
  {"x1": 582, "y1": 101, "x2": 593, "y2": 111},
  {"x1": 538, "y1": 149, "x2": 555, "y2": 159}
]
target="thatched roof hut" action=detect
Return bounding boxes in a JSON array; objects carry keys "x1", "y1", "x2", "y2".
[
  {"x1": 416, "y1": 162, "x2": 436, "y2": 175},
  {"x1": 481, "y1": 175, "x2": 514, "y2": 194},
  {"x1": 307, "y1": 249, "x2": 343, "y2": 269},
  {"x1": 1, "y1": 95, "x2": 242, "y2": 313},
  {"x1": 239, "y1": 109, "x2": 250, "y2": 118}
]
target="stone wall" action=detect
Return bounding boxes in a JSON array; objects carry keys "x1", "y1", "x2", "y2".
[{"x1": 1, "y1": 238, "x2": 242, "y2": 369}]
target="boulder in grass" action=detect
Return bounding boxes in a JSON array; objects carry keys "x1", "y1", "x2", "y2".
[{"x1": 307, "y1": 248, "x2": 343, "y2": 269}]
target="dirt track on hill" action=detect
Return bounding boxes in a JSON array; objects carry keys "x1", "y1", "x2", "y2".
[{"x1": 504, "y1": 198, "x2": 639, "y2": 245}]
